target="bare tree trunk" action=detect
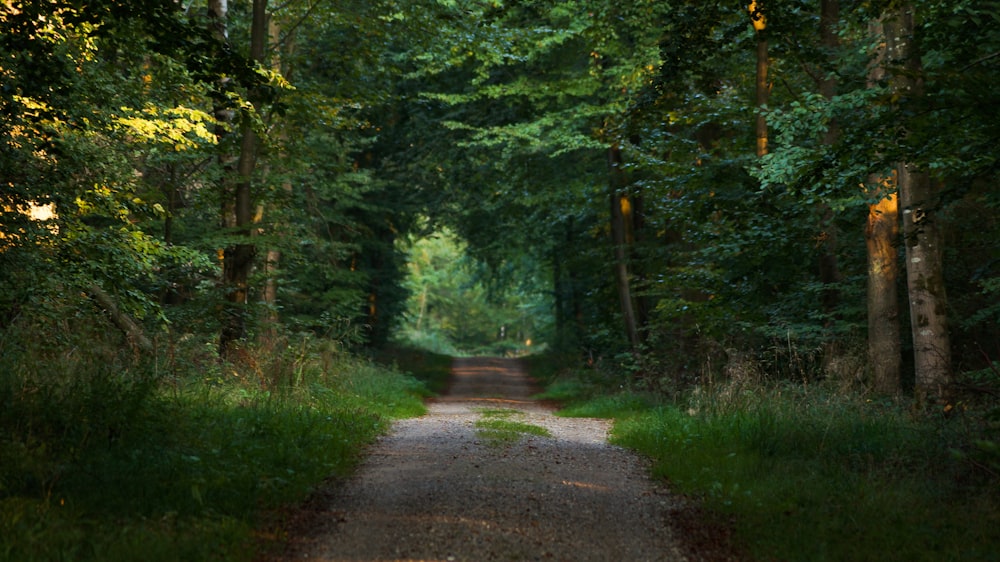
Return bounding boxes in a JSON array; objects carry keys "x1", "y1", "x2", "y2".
[
  {"x1": 220, "y1": 0, "x2": 267, "y2": 356},
  {"x1": 749, "y1": 1, "x2": 768, "y2": 157},
  {"x1": 816, "y1": 0, "x2": 845, "y2": 374},
  {"x1": 608, "y1": 144, "x2": 640, "y2": 352},
  {"x1": 865, "y1": 18, "x2": 902, "y2": 395},
  {"x1": 817, "y1": 0, "x2": 842, "y2": 303},
  {"x1": 87, "y1": 284, "x2": 153, "y2": 352},
  {"x1": 866, "y1": 176, "x2": 902, "y2": 395},
  {"x1": 885, "y1": 5, "x2": 952, "y2": 404},
  {"x1": 259, "y1": 16, "x2": 289, "y2": 341}
]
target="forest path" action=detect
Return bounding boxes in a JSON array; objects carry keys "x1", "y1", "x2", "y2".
[{"x1": 263, "y1": 357, "x2": 722, "y2": 562}]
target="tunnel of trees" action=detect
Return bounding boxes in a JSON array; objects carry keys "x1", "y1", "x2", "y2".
[
  {"x1": 3, "y1": 0, "x2": 1000, "y2": 404},
  {"x1": 2, "y1": 1, "x2": 1000, "y2": 559}
]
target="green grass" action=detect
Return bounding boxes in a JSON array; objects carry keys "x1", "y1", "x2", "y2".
[
  {"x1": 474, "y1": 408, "x2": 552, "y2": 446},
  {"x1": 585, "y1": 385, "x2": 1000, "y2": 562},
  {"x1": 528, "y1": 349, "x2": 1000, "y2": 562},
  {"x1": 0, "y1": 337, "x2": 431, "y2": 562}
]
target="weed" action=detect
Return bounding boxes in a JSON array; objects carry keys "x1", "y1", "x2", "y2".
[{"x1": 474, "y1": 409, "x2": 551, "y2": 446}]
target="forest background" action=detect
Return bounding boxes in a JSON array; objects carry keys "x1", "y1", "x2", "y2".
[{"x1": 2, "y1": 0, "x2": 999, "y2": 560}]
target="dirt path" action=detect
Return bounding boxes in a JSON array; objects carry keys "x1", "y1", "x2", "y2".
[{"x1": 264, "y1": 357, "x2": 727, "y2": 562}]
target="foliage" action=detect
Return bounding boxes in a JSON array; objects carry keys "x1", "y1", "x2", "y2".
[
  {"x1": 395, "y1": 228, "x2": 552, "y2": 356},
  {"x1": 535, "y1": 354, "x2": 1000, "y2": 561},
  {"x1": 0, "y1": 325, "x2": 429, "y2": 562}
]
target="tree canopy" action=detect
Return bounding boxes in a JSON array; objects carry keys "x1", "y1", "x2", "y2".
[{"x1": 2, "y1": 0, "x2": 999, "y2": 400}]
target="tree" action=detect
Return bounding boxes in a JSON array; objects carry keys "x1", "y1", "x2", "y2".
[
  {"x1": 865, "y1": 16, "x2": 902, "y2": 395},
  {"x1": 885, "y1": 3, "x2": 952, "y2": 403}
]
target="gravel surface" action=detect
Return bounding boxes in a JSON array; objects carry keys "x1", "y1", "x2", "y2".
[{"x1": 264, "y1": 357, "x2": 729, "y2": 562}]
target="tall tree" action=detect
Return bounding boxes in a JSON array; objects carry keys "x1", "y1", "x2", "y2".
[
  {"x1": 219, "y1": 0, "x2": 268, "y2": 355},
  {"x1": 749, "y1": 0, "x2": 768, "y2": 157},
  {"x1": 865, "y1": 17, "x2": 902, "y2": 395},
  {"x1": 608, "y1": 143, "x2": 641, "y2": 352},
  {"x1": 885, "y1": 4, "x2": 952, "y2": 403}
]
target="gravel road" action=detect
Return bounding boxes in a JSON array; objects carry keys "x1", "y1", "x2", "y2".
[{"x1": 264, "y1": 357, "x2": 729, "y2": 562}]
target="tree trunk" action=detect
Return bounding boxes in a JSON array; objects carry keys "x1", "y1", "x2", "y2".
[
  {"x1": 87, "y1": 283, "x2": 153, "y2": 352},
  {"x1": 749, "y1": 1, "x2": 768, "y2": 157},
  {"x1": 817, "y1": 0, "x2": 842, "y2": 309},
  {"x1": 629, "y1": 191, "x2": 651, "y2": 339},
  {"x1": 259, "y1": 16, "x2": 290, "y2": 340},
  {"x1": 864, "y1": 18, "x2": 902, "y2": 395},
  {"x1": 866, "y1": 176, "x2": 902, "y2": 395},
  {"x1": 219, "y1": 0, "x2": 267, "y2": 356},
  {"x1": 608, "y1": 144, "x2": 640, "y2": 351},
  {"x1": 885, "y1": 5, "x2": 952, "y2": 404},
  {"x1": 816, "y1": 0, "x2": 844, "y2": 373}
]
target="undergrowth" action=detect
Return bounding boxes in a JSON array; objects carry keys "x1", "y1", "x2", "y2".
[
  {"x1": 0, "y1": 324, "x2": 441, "y2": 562},
  {"x1": 530, "y1": 353, "x2": 1000, "y2": 562}
]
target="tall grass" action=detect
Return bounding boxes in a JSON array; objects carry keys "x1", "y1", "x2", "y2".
[
  {"x1": 0, "y1": 325, "x2": 437, "y2": 562},
  {"x1": 530, "y1": 351, "x2": 1000, "y2": 562},
  {"x1": 611, "y1": 384, "x2": 1000, "y2": 561}
]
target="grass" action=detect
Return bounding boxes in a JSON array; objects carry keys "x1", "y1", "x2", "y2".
[
  {"x1": 0, "y1": 333, "x2": 439, "y2": 562},
  {"x1": 474, "y1": 408, "x2": 551, "y2": 446},
  {"x1": 529, "y1": 356, "x2": 1000, "y2": 562}
]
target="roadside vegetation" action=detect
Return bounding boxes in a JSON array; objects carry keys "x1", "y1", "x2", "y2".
[
  {"x1": 0, "y1": 320, "x2": 448, "y2": 562},
  {"x1": 528, "y1": 353, "x2": 1000, "y2": 562},
  {"x1": 474, "y1": 408, "x2": 552, "y2": 447}
]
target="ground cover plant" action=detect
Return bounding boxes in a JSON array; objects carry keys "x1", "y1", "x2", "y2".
[
  {"x1": 474, "y1": 408, "x2": 552, "y2": 446},
  {"x1": 0, "y1": 327, "x2": 439, "y2": 562},
  {"x1": 529, "y1": 354, "x2": 1000, "y2": 562}
]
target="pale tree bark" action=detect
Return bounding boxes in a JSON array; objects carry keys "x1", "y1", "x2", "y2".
[
  {"x1": 865, "y1": 18, "x2": 902, "y2": 395},
  {"x1": 885, "y1": 5, "x2": 952, "y2": 404},
  {"x1": 259, "y1": 16, "x2": 291, "y2": 341}
]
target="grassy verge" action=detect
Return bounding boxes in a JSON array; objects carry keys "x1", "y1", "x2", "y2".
[
  {"x1": 0, "y1": 338, "x2": 432, "y2": 562},
  {"x1": 528, "y1": 355, "x2": 1000, "y2": 562}
]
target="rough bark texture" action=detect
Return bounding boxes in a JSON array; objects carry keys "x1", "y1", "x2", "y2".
[
  {"x1": 885, "y1": 5, "x2": 952, "y2": 403},
  {"x1": 898, "y1": 164, "x2": 952, "y2": 402}
]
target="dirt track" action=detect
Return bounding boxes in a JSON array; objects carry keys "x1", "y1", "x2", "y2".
[{"x1": 264, "y1": 357, "x2": 735, "y2": 562}]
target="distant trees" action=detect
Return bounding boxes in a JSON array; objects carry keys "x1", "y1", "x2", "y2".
[{"x1": 394, "y1": 0, "x2": 999, "y2": 401}]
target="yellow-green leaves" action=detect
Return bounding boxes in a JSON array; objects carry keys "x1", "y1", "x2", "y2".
[{"x1": 113, "y1": 105, "x2": 216, "y2": 151}]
